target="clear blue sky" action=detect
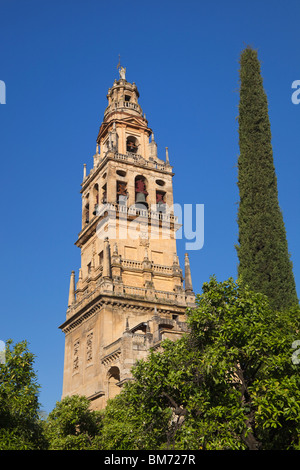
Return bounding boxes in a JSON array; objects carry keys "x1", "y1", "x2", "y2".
[{"x1": 0, "y1": 0, "x2": 299, "y2": 414}]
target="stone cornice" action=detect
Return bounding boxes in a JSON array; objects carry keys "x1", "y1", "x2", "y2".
[
  {"x1": 59, "y1": 289, "x2": 188, "y2": 335},
  {"x1": 81, "y1": 151, "x2": 173, "y2": 194}
]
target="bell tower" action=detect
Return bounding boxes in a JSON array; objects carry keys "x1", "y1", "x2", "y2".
[{"x1": 59, "y1": 66, "x2": 195, "y2": 410}]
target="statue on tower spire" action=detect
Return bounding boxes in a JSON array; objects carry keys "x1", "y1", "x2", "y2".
[
  {"x1": 119, "y1": 66, "x2": 126, "y2": 80},
  {"x1": 117, "y1": 54, "x2": 126, "y2": 80}
]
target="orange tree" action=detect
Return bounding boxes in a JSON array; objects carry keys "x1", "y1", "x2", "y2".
[
  {"x1": 100, "y1": 278, "x2": 300, "y2": 450},
  {"x1": 45, "y1": 394, "x2": 103, "y2": 450},
  {"x1": 0, "y1": 340, "x2": 46, "y2": 449}
]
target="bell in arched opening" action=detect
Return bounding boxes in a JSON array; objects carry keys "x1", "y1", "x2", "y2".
[
  {"x1": 126, "y1": 136, "x2": 138, "y2": 153},
  {"x1": 135, "y1": 175, "x2": 148, "y2": 207}
]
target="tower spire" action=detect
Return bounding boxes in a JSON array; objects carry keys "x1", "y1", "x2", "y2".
[
  {"x1": 184, "y1": 253, "x2": 193, "y2": 293},
  {"x1": 165, "y1": 147, "x2": 170, "y2": 164},
  {"x1": 60, "y1": 70, "x2": 195, "y2": 410},
  {"x1": 68, "y1": 271, "x2": 75, "y2": 307},
  {"x1": 117, "y1": 54, "x2": 121, "y2": 70}
]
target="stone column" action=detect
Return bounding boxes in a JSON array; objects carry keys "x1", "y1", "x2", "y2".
[
  {"x1": 68, "y1": 271, "x2": 75, "y2": 307},
  {"x1": 103, "y1": 238, "x2": 111, "y2": 279},
  {"x1": 184, "y1": 253, "x2": 193, "y2": 293}
]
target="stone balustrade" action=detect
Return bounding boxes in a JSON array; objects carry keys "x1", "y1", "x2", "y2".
[{"x1": 104, "y1": 100, "x2": 142, "y2": 118}]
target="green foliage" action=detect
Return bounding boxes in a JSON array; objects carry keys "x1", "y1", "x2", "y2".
[
  {"x1": 45, "y1": 394, "x2": 103, "y2": 450},
  {"x1": 100, "y1": 278, "x2": 300, "y2": 450},
  {"x1": 2, "y1": 278, "x2": 299, "y2": 450},
  {"x1": 237, "y1": 46, "x2": 298, "y2": 311},
  {"x1": 0, "y1": 339, "x2": 46, "y2": 449},
  {"x1": 188, "y1": 277, "x2": 300, "y2": 449},
  {"x1": 100, "y1": 338, "x2": 199, "y2": 450}
]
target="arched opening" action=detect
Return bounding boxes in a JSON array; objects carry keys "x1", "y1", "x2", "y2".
[
  {"x1": 156, "y1": 190, "x2": 166, "y2": 212},
  {"x1": 117, "y1": 181, "x2": 128, "y2": 205},
  {"x1": 126, "y1": 136, "x2": 138, "y2": 153},
  {"x1": 107, "y1": 366, "x2": 120, "y2": 400},
  {"x1": 84, "y1": 203, "x2": 89, "y2": 224},
  {"x1": 135, "y1": 175, "x2": 148, "y2": 208},
  {"x1": 83, "y1": 193, "x2": 90, "y2": 225},
  {"x1": 102, "y1": 184, "x2": 107, "y2": 203},
  {"x1": 85, "y1": 204, "x2": 89, "y2": 223},
  {"x1": 93, "y1": 184, "x2": 99, "y2": 215}
]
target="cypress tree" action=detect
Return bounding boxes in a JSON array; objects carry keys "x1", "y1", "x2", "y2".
[{"x1": 236, "y1": 46, "x2": 298, "y2": 310}]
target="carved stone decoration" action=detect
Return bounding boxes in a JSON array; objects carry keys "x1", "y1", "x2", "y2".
[
  {"x1": 73, "y1": 339, "x2": 80, "y2": 372},
  {"x1": 139, "y1": 237, "x2": 149, "y2": 247},
  {"x1": 86, "y1": 332, "x2": 93, "y2": 363}
]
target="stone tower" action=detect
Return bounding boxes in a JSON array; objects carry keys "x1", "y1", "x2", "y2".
[{"x1": 59, "y1": 67, "x2": 195, "y2": 410}]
